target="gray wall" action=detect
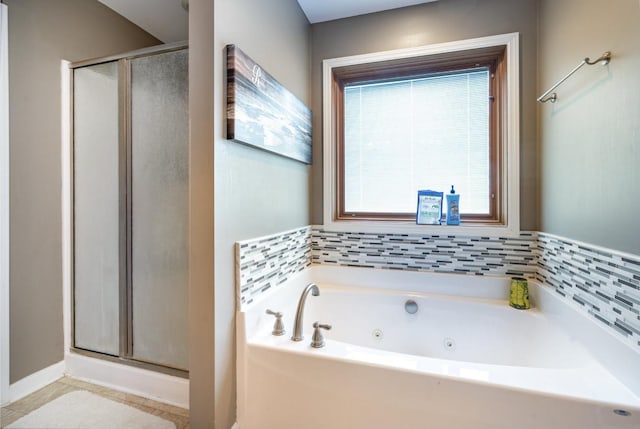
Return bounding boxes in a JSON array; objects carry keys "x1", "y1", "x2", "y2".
[
  {"x1": 213, "y1": 0, "x2": 310, "y2": 427},
  {"x1": 188, "y1": 0, "x2": 215, "y2": 426},
  {"x1": 5, "y1": 0, "x2": 159, "y2": 383},
  {"x1": 538, "y1": 0, "x2": 640, "y2": 255},
  {"x1": 310, "y1": 0, "x2": 539, "y2": 231}
]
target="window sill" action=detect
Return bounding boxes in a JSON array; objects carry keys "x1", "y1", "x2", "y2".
[{"x1": 319, "y1": 219, "x2": 520, "y2": 238}]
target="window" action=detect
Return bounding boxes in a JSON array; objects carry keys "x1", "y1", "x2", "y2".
[{"x1": 323, "y1": 33, "x2": 520, "y2": 236}]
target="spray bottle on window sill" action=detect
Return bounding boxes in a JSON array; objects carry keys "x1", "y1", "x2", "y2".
[{"x1": 446, "y1": 185, "x2": 460, "y2": 225}]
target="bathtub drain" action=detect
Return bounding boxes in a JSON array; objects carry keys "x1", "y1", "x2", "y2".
[{"x1": 372, "y1": 329, "x2": 384, "y2": 340}]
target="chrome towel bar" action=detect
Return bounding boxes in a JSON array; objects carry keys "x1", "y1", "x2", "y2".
[{"x1": 537, "y1": 51, "x2": 611, "y2": 103}]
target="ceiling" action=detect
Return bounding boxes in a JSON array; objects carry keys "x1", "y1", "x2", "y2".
[
  {"x1": 98, "y1": 0, "x2": 439, "y2": 43},
  {"x1": 97, "y1": 0, "x2": 188, "y2": 43},
  {"x1": 297, "y1": 0, "x2": 438, "y2": 24}
]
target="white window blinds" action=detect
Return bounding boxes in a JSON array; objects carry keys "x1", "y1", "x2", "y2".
[{"x1": 344, "y1": 69, "x2": 490, "y2": 215}]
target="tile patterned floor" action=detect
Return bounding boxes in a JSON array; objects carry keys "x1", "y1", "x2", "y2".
[{"x1": 0, "y1": 376, "x2": 189, "y2": 428}]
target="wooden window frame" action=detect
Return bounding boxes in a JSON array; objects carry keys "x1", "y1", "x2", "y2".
[
  {"x1": 322, "y1": 33, "x2": 520, "y2": 237},
  {"x1": 333, "y1": 46, "x2": 506, "y2": 224}
]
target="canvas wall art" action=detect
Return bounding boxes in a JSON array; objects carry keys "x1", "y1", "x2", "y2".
[{"x1": 226, "y1": 44, "x2": 312, "y2": 164}]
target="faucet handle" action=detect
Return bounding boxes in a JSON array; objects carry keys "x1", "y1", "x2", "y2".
[
  {"x1": 265, "y1": 309, "x2": 285, "y2": 336},
  {"x1": 310, "y1": 321, "x2": 332, "y2": 348}
]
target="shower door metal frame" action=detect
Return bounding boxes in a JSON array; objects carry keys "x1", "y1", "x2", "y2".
[{"x1": 69, "y1": 41, "x2": 188, "y2": 378}]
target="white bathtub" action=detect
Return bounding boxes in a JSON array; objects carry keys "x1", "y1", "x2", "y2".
[{"x1": 237, "y1": 265, "x2": 640, "y2": 429}]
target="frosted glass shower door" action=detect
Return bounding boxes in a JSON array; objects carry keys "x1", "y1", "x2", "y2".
[
  {"x1": 72, "y1": 46, "x2": 188, "y2": 373},
  {"x1": 130, "y1": 50, "x2": 188, "y2": 370},
  {"x1": 73, "y1": 62, "x2": 120, "y2": 356}
]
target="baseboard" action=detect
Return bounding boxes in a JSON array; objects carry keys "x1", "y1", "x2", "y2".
[
  {"x1": 8, "y1": 360, "x2": 65, "y2": 403},
  {"x1": 64, "y1": 352, "x2": 189, "y2": 409}
]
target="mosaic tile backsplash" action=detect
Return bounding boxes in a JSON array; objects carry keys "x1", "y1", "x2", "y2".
[
  {"x1": 310, "y1": 228, "x2": 538, "y2": 277},
  {"x1": 235, "y1": 226, "x2": 312, "y2": 309},
  {"x1": 236, "y1": 226, "x2": 640, "y2": 351},
  {"x1": 536, "y1": 233, "x2": 640, "y2": 350}
]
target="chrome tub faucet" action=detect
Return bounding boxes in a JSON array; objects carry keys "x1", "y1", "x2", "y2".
[{"x1": 291, "y1": 283, "x2": 319, "y2": 341}]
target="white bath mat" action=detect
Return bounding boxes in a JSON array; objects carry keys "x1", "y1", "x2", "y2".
[{"x1": 6, "y1": 390, "x2": 176, "y2": 429}]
